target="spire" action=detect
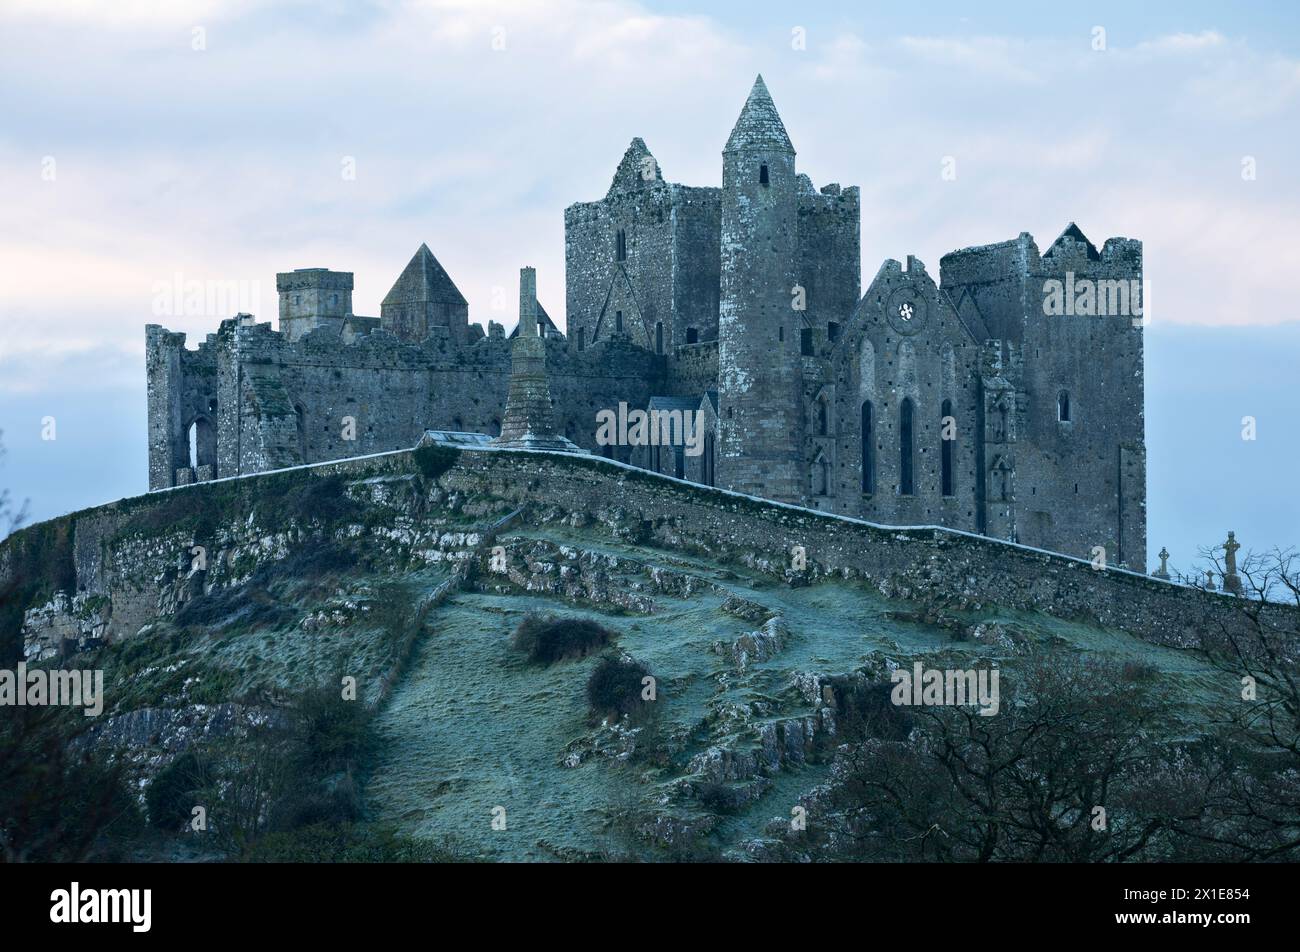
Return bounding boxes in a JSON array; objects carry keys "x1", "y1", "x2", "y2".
[
  {"x1": 493, "y1": 267, "x2": 581, "y2": 453},
  {"x1": 382, "y1": 243, "x2": 467, "y2": 307},
  {"x1": 724, "y1": 74, "x2": 794, "y2": 154}
]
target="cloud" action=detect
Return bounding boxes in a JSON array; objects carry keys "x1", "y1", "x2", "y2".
[
  {"x1": 0, "y1": 0, "x2": 271, "y2": 29},
  {"x1": 896, "y1": 35, "x2": 1042, "y2": 84},
  {"x1": 1120, "y1": 31, "x2": 1300, "y2": 119},
  {"x1": 1132, "y1": 30, "x2": 1227, "y2": 54},
  {"x1": 2, "y1": 2, "x2": 1298, "y2": 409}
]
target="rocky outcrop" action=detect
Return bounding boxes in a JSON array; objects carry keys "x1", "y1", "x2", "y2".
[
  {"x1": 712, "y1": 615, "x2": 787, "y2": 669},
  {"x1": 22, "y1": 593, "x2": 111, "y2": 661}
]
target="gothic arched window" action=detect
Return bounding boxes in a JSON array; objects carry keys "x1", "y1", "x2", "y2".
[
  {"x1": 759, "y1": 163, "x2": 769, "y2": 186},
  {"x1": 816, "y1": 394, "x2": 829, "y2": 436},
  {"x1": 861, "y1": 401, "x2": 875, "y2": 494},
  {"x1": 1057, "y1": 390, "x2": 1071, "y2": 422},
  {"x1": 899, "y1": 398, "x2": 915, "y2": 496},
  {"x1": 615, "y1": 229, "x2": 627, "y2": 262},
  {"x1": 656, "y1": 322, "x2": 663, "y2": 354}
]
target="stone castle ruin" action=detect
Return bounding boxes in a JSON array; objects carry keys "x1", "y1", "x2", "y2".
[{"x1": 146, "y1": 75, "x2": 1146, "y2": 569}]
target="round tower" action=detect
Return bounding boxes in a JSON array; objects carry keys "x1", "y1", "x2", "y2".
[{"x1": 717, "y1": 75, "x2": 805, "y2": 502}]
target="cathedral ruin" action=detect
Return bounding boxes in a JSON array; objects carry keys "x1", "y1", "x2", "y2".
[{"x1": 146, "y1": 75, "x2": 1146, "y2": 569}]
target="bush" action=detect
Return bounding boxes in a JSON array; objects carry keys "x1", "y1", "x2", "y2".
[
  {"x1": 269, "y1": 774, "x2": 362, "y2": 831},
  {"x1": 511, "y1": 613, "x2": 612, "y2": 664},
  {"x1": 174, "y1": 584, "x2": 295, "y2": 633},
  {"x1": 290, "y1": 682, "x2": 374, "y2": 776},
  {"x1": 147, "y1": 751, "x2": 209, "y2": 831},
  {"x1": 1120, "y1": 659, "x2": 1160, "y2": 682},
  {"x1": 825, "y1": 677, "x2": 914, "y2": 742},
  {"x1": 694, "y1": 780, "x2": 743, "y2": 815},
  {"x1": 243, "y1": 822, "x2": 475, "y2": 863},
  {"x1": 586, "y1": 654, "x2": 654, "y2": 720},
  {"x1": 0, "y1": 518, "x2": 76, "y2": 665},
  {"x1": 414, "y1": 444, "x2": 460, "y2": 482}
]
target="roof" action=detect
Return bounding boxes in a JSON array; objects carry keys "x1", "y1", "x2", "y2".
[
  {"x1": 417, "y1": 430, "x2": 494, "y2": 448},
  {"x1": 647, "y1": 395, "x2": 702, "y2": 413},
  {"x1": 1044, "y1": 222, "x2": 1100, "y2": 262},
  {"x1": 508, "y1": 300, "x2": 562, "y2": 338},
  {"x1": 724, "y1": 74, "x2": 794, "y2": 153},
  {"x1": 382, "y1": 244, "x2": 468, "y2": 307}
]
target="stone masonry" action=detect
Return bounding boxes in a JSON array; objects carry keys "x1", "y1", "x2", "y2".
[{"x1": 145, "y1": 74, "x2": 1147, "y2": 569}]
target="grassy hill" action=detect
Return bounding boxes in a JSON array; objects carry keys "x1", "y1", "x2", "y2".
[{"x1": 0, "y1": 448, "x2": 1293, "y2": 862}]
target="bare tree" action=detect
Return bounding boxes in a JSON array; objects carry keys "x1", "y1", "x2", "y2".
[
  {"x1": 784, "y1": 656, "x2": 1217, "y2": 862},
  {"x1": 1182, "y1": 545, "x2": 1300, "y2": 859},
  {"x1": 0, "y1": 430, "x2": 28, "y2": 539}
]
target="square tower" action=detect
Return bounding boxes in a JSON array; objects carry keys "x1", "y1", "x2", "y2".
[{"x1": 276, "y1": 268, "x2": 353, "y2": 341}]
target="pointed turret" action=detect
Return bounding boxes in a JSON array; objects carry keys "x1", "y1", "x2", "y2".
[
  {"x1": 380, "y1": 244, "x2": 470, "y2": 343},
  {"x1": 724, "y1": 74, "x2": 794, "y2": 154},
  {"x1": 716, "y1": 73, "x2": 804, "y2": 503}
]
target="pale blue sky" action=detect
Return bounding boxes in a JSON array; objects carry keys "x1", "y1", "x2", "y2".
[{"x1": 1, "y1": 0, "x2": 1297, "y2": 571}]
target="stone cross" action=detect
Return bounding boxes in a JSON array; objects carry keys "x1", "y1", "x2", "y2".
[
  {"x1": 1204, "y1": 570, "x2": 1216, "y2": 592},
  {"x1": 1223, "y1": 531, "x2": 1243, "y2": 595},
  {"x1": 492, "y1": 267, "x2": 580, "y2": 454},
  {"x1": 1152, "y1": 547, "x2": 1170, "y2": 580}
]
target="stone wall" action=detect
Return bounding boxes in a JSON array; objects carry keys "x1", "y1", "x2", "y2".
[
  {"x1": 148, "y1": 314, "x2": 668, "y2": 489},
  {"x1": 431, "y1": 449, "x2": 1265, "y2": 650},
  {"x1": 940, "y1": 229, "x2": 1146, "y2": 568},
  {"x1": 15, "y1": 447, "x2": 1288, "y2": 656},
  {"x1": 140, "y1": 77, "x2": 1148, "y2": 576},
  {"x1": 563, "y1": 140, "x2": 720, "y2": 358}
]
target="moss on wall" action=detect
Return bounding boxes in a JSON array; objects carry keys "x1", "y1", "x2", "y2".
[{"x1": 0, "y1": 517, "x2": 77, "y2": 665}]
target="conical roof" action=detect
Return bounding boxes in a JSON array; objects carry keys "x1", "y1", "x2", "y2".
[
  {"x1": 382, "y1": 244, "x2": 468, "y2": 307},
  {"x1": 724, "y1": 74, "x2": 794, "y2": 153}
]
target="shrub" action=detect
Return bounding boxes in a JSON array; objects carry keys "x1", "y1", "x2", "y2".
[
  {"x1": 414, "y1": 444, "x2": 460, "y2": 482},
  {"x1": 0, "y1": 518, "x2": 76, "y2": 665},
  {"x1": 511, "y1": 613, "x2": 612, "y2": 664},
  {"x1": 586, "y1": 654, "x2": 654, "y2": 720},
  {"x1": 147, "y1": 751, "x2": 210, "y2": 831},
  {"x1": 291, "y1": 475, "x2": 360, "y2": 525},
  {"x1": 269, "y1": 774, "x2": 362, "y2": 831},
  {"x1": 289, "y1": 682, "x2": 374, "y2": 776},
  {"x1": 1120, "y1": 659, "x2": 1160, "y2": 682},
  {"x1": 243, "y1": 822, "x2": 475, "y2": 863},
  {"x1": 694, "y1": 780, "x2": 743, "y2": 815},
  {"x1": 825, "y1": 677, "x2": 914, "y2": 742}
]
